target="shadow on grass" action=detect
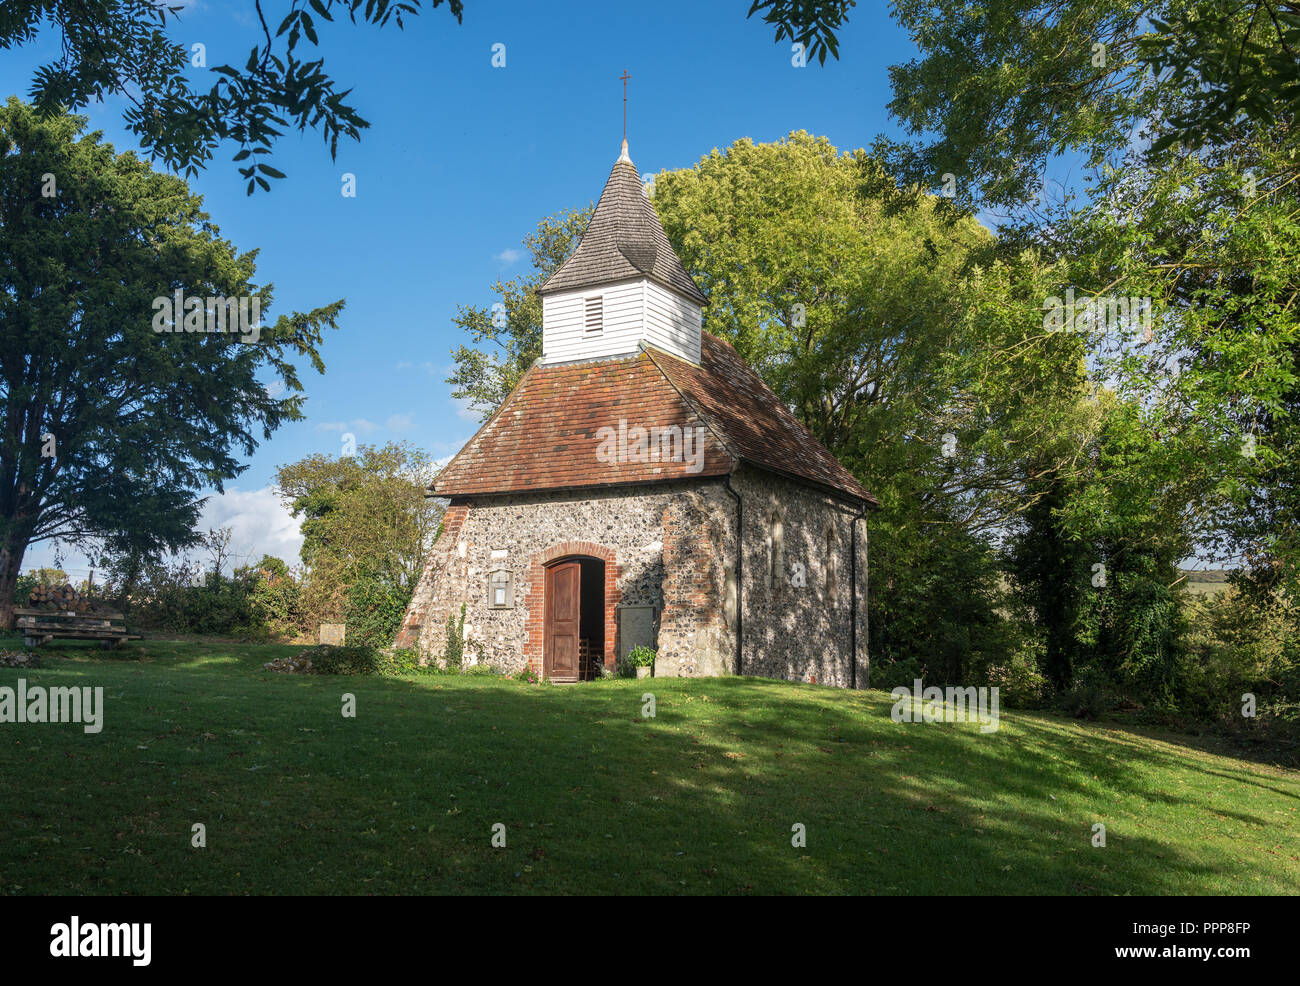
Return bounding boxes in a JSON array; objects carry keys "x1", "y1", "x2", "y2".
[{"x1": 1, "y1": 651, "x2": 1296, "y2": 895}]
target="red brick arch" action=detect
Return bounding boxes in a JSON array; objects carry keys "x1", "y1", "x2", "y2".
[{"x1": 525, "y1": 541, "x2": 622, "y2": 676}]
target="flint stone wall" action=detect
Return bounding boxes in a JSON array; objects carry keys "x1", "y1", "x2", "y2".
[{"x1": 395, "y1": 466, "x2": 867, "y2": 688}]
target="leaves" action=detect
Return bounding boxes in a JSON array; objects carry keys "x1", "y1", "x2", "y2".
[
  {"x1": 747, "y1": 0, "x2": 857, "y2": 65},
  {"x1": 0, "y1": 100, "x2": 341, "y2": 597},
  {"x1": 445, "y1": 206, "x2": 593, "y2": 420},
  {"x1": 4, "y1": 0, "x2": 466, "y2": 193}
]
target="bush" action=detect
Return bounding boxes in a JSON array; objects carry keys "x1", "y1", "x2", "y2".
[
  {"x1": 344, "y1": 573, "x2": 411, "y2": 651},
  {"x1": 108, "y1": 557, "x2": 306, "y2": 640},
  {"x1": 978, "y1": 648, "x2": 1048, "y2": 708},
  {"x1": 626, "y1": 645, "x2": 655, "y2": 666},
  {"x1": 514, "y1": 665, "x2": 540, "y2": 684},
  {"x1": 384, "y1": 648, "x2": 436, "y2": 676},
  {"x1": 1181, "y1": 587, "x2": 1300, "y2": 742},
  {"x1": 306, "y1": 644, "x2": 449, "y2": 677},
  {"x1": 444, "y1": 603, "x2": 465, "y2": 670},
  {"x1": 869, "y1": 655, "x2": 925, "y2": 692},
  {"x1": 247, "y1": 558, "x2": 305, "y2": 639},
  {"x1": 307, "y1": 644, "x2": 384, "y2": 675},
  {"x1": 1057, "y1": 669, "x2": 1117, "y2": 720}
]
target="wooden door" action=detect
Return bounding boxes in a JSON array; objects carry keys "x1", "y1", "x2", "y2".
[{"x1": 544, "y1": 561, "x2": 581, "y2": 681}]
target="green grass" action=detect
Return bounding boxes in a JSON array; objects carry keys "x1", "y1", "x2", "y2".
[
  {"x1": 1, "y1": 637, "x2": 1297, "y2": 895},
  {"x1": 1179, "y1": 569, "x2": 1232, "y2": 597}
]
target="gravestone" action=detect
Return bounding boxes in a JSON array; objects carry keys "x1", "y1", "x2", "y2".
[{"x1": 319, "y1": 623, "x2": 346, "y2": 646}]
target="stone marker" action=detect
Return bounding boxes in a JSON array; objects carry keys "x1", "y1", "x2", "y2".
[{"x1": 319, "y1": 623, "x2": 346, "y2": 646}]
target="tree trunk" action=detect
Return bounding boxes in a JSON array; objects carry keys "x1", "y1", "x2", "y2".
[
  {"x1": 0, "y1": 530, "x2": 27, "y2": 630},
  {"x1": 115, "y1": 549, "x2": 144, "y2": 615}
]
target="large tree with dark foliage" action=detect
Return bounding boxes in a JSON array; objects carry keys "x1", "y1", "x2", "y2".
[{"x1": 0, "y1": 99, "x2": 341, "y2": 626}]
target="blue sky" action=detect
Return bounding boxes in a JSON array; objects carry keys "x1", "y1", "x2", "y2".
[{"x1": 6, "y1": 0, "x2": 920, "y2": 575}]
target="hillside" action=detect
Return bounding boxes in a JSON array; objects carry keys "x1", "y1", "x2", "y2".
[{"x1": 1, "y1": 638, "x2": 1296, "y2": 895}]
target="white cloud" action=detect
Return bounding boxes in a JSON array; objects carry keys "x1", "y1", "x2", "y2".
[
  {"x1": 494, "y1": 248, "x2": 523, "y2": 265},
  {"x1": 451, "y1": 394, "x2": 482, "y2": 422},
  {"x1": 385, "y1": 413, "x2": 414, "y2": 431},
  {"x1": 395, "y1": 360, "x2": 441, "y2": 376},
  {"x1": 316, "y1": 418, "x2": 378, "y2": 434},
  {"x1": 199, "y1": 486, "x2": 303, "y2": 570},
  {"x1": 18, "y1": 486, "x2": 302, "y2": 580}
]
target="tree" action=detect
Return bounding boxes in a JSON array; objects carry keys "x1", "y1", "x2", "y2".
[
  {"x1": 274, "y1": 442, "x2": 443, "y2": 630},
  {"x1": 652, "y1": 132, "x2": 1092, "y2": 536},
  {"x1": 3, "y1": 1, "x2": 853, "y2": 194},
  {"x1": 883, "y1": 0, "x2": 1300, "y2": 705},
  {"x1": 3, "y1": 0, "x2": 466, "y2": 193},
  {"x1": 203, "y1": 526, "x2": 235, "y2": 577},
  {"x1": 446, "y1": 206, "x2": 591, "y2": 420},
  {"x1": 0, "y1": 99, "x2": 342, "y2": 628},
  {"x1": 745, "y1": 1, "x2": 858, "y2": 64},
  {"x1": 878, "y1": 0, "x2": 1300, "y2": 211}
]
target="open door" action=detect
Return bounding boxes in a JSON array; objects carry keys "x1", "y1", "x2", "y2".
[{"x1": 544, "y1": 561, "x2": 581, "y2": 681}]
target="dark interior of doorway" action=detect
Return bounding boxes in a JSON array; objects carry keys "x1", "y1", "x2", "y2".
[{"x1": 578, "y1": 557, "x2": 604, "y2": 680}]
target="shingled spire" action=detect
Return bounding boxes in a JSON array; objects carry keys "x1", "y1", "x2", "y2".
[
  {"x1": 537, "y1": 142, "x2": 708, "y2": 366},
  {"x1": 538, "y1": 144, "x2": 707, "y2": 306}
]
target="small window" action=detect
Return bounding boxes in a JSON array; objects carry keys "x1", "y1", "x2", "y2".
[
  {"x1": 489, "y1": 569, "x2": 513, "y2": 609},
  {"x1": 724, "y1": 559, "x2": 738, "y2": 628},
  {"x1": 825, "y1": 523, "x2": 838, "y2": 605},
  {"x1": 584, "y1": 295, "x2": 603, "y2": 334},
  {"x1": 769, "y1": 514, "x2": 784, "y2": 589}
]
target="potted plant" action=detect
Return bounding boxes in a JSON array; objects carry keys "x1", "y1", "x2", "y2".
[{"x1": 626, "y1": 644, "x2": 656, "y2": 679}]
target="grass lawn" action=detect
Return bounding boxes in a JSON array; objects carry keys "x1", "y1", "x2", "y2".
[{"x1": 1, "y1": 636, "x2": 1297, "y2": 895}]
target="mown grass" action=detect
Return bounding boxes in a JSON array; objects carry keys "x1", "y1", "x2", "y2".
[{"x1": 1, "y1": 636, "x2": 1296, "y2": 895}]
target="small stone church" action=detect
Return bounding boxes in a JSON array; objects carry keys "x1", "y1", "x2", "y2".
[{"x1": 395, "y1": 140, "x2": 877, "y2": 686}]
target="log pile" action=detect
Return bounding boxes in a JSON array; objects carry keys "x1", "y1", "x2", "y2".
[
  {"x1": 25, "y1": 583, "x2": 99, "y2": 614},
  {"x1": 16, "y1": 586, "x2": 136, "y2": 648}
]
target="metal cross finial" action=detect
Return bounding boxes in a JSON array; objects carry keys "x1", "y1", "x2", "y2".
[{"x1": 620, "y1": 70, "x2": 631, "y2": 143}]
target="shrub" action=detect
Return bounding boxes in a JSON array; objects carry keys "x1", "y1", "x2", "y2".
[
  {"x1": 869, "y1": 655, "x2": 925, "y2": 692},
  {"x1": 308, "y1": 644, "x2": 383, "y2": 675},
  {"x1": 626, "y1": 644, "x2": 656, "y2": 667},
  {"x1": 444, "y1": 603, "x2": 465, "y2": 670},
  {"x1": 1057, "y1": 669, "x2": 1117, "y2": 720},
  {"x1": 344, "y1": 572, "x2": 412, "y2": 650},
  {"x1": 384, "y1": 648, "x2": 436, "y2": 676},
  {"x1": 514, "y1": 665, "x2": 540, "y2": 684},
  {"x1": 980, "y1": 649, "x2": 1048, "y2": 708}
]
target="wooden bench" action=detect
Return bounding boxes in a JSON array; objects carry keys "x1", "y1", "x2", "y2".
[{"x1": 15, "y1": 607, "x2": 140, "y2": 649}]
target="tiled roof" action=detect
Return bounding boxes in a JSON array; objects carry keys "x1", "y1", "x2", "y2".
[
  {"x1": 649, "y1": 334, "x2": 877, "y2": 505},
  {"x1": 537, "y1": 144, "x2": 709, "y2": 306},
  {"x1": 434, "y1": 333, "x2": 877, "y2": 506},
  {"x1": 433, "y1": 353, "x2": 733, "y2": 496}
]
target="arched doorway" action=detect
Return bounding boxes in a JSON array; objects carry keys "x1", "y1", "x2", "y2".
[{"x1": 543, "y1": 555, "x2": 606, "y2": 681}]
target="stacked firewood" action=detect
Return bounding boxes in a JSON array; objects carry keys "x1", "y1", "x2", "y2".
[{"x1": 25, "y1": 583, "x2": 98, "y2": 613}]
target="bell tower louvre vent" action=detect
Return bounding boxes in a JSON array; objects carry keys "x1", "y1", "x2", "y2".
[{"x1": 584, "y1": 296, "x2": 604, "y2": 333}]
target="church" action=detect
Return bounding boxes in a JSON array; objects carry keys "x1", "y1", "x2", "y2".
[{"x1": 395, "y1": 139, "x2": 877, "y2": 686}]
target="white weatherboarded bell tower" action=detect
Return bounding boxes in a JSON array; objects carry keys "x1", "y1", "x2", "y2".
[{"x1": 536, "y1": 140, "x2": 707, "y2": 365}]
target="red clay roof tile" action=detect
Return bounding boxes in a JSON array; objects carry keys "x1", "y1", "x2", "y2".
[{"x1": 435, "y1": 333, "x2": 876, "y2": 506}]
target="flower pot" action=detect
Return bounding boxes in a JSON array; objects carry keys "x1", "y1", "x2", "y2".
[{"x1": 636, "y1": 665, "x2": 652, "y2": 679}]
